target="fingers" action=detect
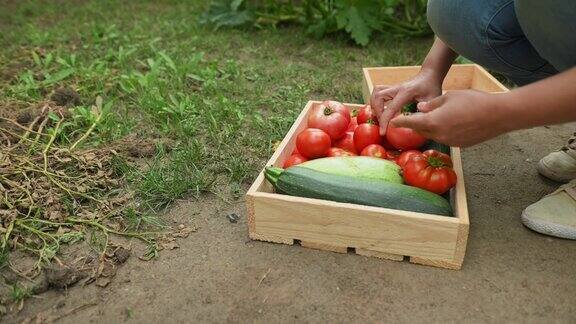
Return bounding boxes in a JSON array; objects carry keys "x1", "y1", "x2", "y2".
[
  {"x1": 379, "y1": 90, "x2": 413, "y2": 135},
  {"x1": 390, "y1": 112, "x2": 430, "y2": 132},
  {"x1": 417, "y1": 95, "x2": 446, "y2": 113},
  {"x1": 370, "y1": 86, "x2": 398, "y2": 118}
]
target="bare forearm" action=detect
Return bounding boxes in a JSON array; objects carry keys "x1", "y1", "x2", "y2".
[
  {"x1": 498, "y1": 67, "x2": 576, "y2": 132},
  {"x1": 420, "y1": 38, "x2": 458, "y2": 82}
]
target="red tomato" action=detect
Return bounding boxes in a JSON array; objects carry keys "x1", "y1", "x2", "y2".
[
  {"x1": 422, "y1": 149, "x2": 453, "y2": 167},
  {"x1": 403, "y1": 150, "x2": 457, "y2": 195},
  {"x1": 292, "y1": 147, "x2": 299, "y2": 155},
  {"x1": 351, "y1": 107, "x2": 359, "y2": 118},
  {"x1": 347, "y1": 117, "x2": 358, "y2": 132},
  {"x1": 361, "y1": 144, "x2": 387, "y2": 159},
  {"x1": 322, "y1": 100, "x2": 351, "y2": 123},
  {"x1": 385, "y1": 150, "x2": 401, "y2": 163},
  {"x1": 308, "y1": 101, "x2": 350, "y2": 140},
  {"x1": 296, "y1": 128, "x2": 331, "y2": 159},
  {"x1": 397, "y1": 150, "x2": 423, "y2": 169},
  {"x1": 385, "y1": 114, "x2": 427, "y2": 150},
  {"x1": 283, "y1": 153, "x2": 308, "y2": 168},
  {"x1": 327, "y1": 147, "x2": 356, "y2": 157},
  {"x1": 357, "y1": 104, "x2": 378, "y2": 125},
  {"x1": 333, "y1": 131, "x2": 357, "y2": 154},
  {"x1": 353, "y1": 123, "x2": 381, "y2": 152}
]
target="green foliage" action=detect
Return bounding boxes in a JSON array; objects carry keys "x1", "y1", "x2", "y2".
[
  {"x1": 199, "y1": 0, "x2": 255, "y2": 28},
  {"x1": 201, "y1": 0, "x2": 431, "y2": 46},
  {"x1": 129, "y1": 142, "x2": 215, "y2": 212},
  {"x1": 10, "y1": 284, "x2": 33, "y2": 302}
]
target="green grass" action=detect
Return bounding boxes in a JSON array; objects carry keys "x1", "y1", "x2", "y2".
[
  {"x1": 0, "y1": 0, "x2": 432, "y2": 212},
  {"x1": 10, "y1": 283, "x2": 32, "y2": 302}
]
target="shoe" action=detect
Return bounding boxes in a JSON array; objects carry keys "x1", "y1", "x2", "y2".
[
  {"x1": 537, "y1": 134, "x2": 576, "y2": 183},
  {"x1": 521, "y1": 180, "x2": 576, "y2": 240}
]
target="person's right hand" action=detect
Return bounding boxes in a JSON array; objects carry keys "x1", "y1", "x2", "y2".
[{"x1": 370, "y1": 69, "x2": 443, "y2": 135}]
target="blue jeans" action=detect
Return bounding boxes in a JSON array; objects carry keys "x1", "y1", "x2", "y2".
[{"x1": 427, "y1": 0, "x2": 576, "y2": 86}]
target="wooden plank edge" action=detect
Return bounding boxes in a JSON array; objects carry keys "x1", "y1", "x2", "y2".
[
  {"x1": 245, "y1": 193, "x2": 256, "y2": 233},
  {"x1": 249, "y1": 232, "x2": 294, "y2": 245},
  {"x1": 362, "y1": 65, "x2": 426, "y2": 71},
  {"x1": 301, "y1": 241, "x2": 347, "y2": 254},
  {"x1": 356, "y1": 248, "x2": 404, "y2": 261},
  {"x1": 409, "y1": 222, "x2": 468, "y2": 270},
  {"x1": 362, "y1": 68, "x2": 373, "y2": 104},
  {"x1": 251, "y1": 191, "x2": 461, "y2": 224},
  {"x1": 265, "y1": 100, "x2": 314, "y2": 168},
  {"x1": 452, "y1": 222, "x2": 469, "y2": 267},
  {"x1": 450, "y1": 147, "x2": 470, "y2": 225},
  {"x1": 409, "y1": 256, "x2": 462, "y2": 270},
  {"x1": 473, "y1": 64, "x2": 509, "y2": 92}
]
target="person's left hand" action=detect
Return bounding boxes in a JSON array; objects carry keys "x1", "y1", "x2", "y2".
[{"x1": 389, "y1": 90, "x2": 508, "y2": 147}]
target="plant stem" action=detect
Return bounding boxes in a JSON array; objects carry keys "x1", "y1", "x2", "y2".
[
  {"x1": 70, "y1": 105, "x2": 103, "y2": 151},
  {"x1": 43, "y1": 117, "x2": 63, "y2": 171}
]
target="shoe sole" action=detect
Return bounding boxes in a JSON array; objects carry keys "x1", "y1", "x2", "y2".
[
  {"x1": 521, "y1": 210, "x2": 576, "y2": 240},
  {"x1": 536, "y1": 160, "x2": 572, "y2": 183}
]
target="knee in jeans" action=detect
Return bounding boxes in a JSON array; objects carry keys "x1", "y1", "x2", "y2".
[
  {"x1": 427, "y1": 0, "x2": 460, "y2": 39},
  {"x1": 514, "y1": 0, "x2": 536, "y2": 17}
]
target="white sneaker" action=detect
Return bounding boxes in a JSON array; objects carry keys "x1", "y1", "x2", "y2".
[
  {"x1": 537, "y1": 135, "x2": 576, "y2": 183},
  {"x1": 521, "y1": 180, "x2": 576, "y2": 240}
]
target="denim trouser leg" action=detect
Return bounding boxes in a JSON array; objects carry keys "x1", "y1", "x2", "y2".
[
  {"x1": 427, "y1": 0, "x2": 559, "y2": 86},
  {"x1": 515, "y1": 0, "x2": 576, "y2": 72}
]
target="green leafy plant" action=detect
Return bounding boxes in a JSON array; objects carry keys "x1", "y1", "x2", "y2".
[{"x1": 200, "y1": 0, "x2": 431, "y2": 46}]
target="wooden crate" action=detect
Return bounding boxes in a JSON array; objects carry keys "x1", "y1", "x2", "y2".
[
  {"x1": 362, "y1": 64, "x2": 508, "y2": 104},
  {"x1": 246, "y1": 65, "x2": 507, "y2": 270}
]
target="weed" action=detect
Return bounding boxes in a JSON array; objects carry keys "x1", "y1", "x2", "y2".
[
  {"x1": 10, "y1": 284, "x2": 32, "y2": 302},
  {"x1": 131, "y1": 141, "x2": 215, "y2": 212}
]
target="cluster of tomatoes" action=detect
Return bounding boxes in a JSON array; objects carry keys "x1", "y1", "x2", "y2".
[{"x1": 285, "y1": 100, "x2": 457, "y2": 195}]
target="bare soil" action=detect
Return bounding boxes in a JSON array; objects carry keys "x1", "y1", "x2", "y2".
[{"x1": 5, "y1": 124, "x2": 576, "y2": 323}]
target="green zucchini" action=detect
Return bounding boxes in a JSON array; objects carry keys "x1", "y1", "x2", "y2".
[
  {"x1": 403, "y1": 102, "x2": 418, "y2": 114},
  {"x1": 265, "y1": 166, "x2": 453, "y2": 217},
  {"x1": 295, "y1": 156, "x2": 403, "y2": 184},
  {"x1": 421, "y1": 140, "x2": 451, "y2": 155},
  {"x1": 402, "y1": 103, "x2": 451, "y2": 155}
]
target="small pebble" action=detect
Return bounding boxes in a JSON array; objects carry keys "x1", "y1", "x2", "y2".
[
  {"x1": 55, "y1": 299, "x2": 66, "y2": 309},
  {"x1": 114, "y1": 247, "x2": 131, "y2": 264},
  {"x1": 96, "y1": 278, "x2": 111, "y2": 288},
  {"x1": 227, "y1": 213, "x2": 239, "y2": 223}
]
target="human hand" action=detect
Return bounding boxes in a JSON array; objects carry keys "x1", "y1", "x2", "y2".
[
  {"x1": 370, "y1": 69, "x2": 443, "y2": 135},
  {"x1": 390, "y1": 90, "x2": 508, "y2": 147}
]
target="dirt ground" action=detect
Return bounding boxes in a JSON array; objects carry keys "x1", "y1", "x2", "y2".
[{"x1": 7, "y1": 124, "x2": 576, "y2": 323}]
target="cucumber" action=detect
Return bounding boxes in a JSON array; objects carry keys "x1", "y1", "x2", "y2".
[
  {"x1": 403, "y1": 102, "x2": 418, "y2": 113},
  {"x1": 265, "y1": 166, "x2": 453, "y2": 217},
  {"x1": 295, "y1": 156, "x2": 403, "y2": 184},
  {"x1": 421, "y1": 140, "x2": 451, "y2": 155}
]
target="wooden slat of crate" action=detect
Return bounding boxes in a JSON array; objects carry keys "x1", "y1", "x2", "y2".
[
  {"x1": 362, "y1": 64, "x2": 508, "y2": 104},
  {"x1": 250, "y1": 191, "x2": 461, "y2": 260}
]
